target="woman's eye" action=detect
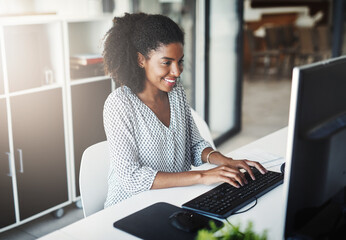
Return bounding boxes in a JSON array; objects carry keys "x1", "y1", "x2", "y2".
[
  {"x1": 162, "y1": 61, "x2": 171, "y2": 65},
  {"x1": 179, "y1": 59, "x2": 184, "y2": 65}
]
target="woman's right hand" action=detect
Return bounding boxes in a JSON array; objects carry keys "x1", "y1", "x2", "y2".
[{"x1": 199, "y1": 165, "x2": 248, "y2": 188}]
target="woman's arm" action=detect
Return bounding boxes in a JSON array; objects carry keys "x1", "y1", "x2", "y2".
[
  {"x1": 201, "y1": 147, "x2": 267, "y2": 180},
  {"x1": 151, "y1": 147, "x2": 268, "y2": 190},
  {"x1": 152, "y1": 166, "x2": 246, "y2": 189}
]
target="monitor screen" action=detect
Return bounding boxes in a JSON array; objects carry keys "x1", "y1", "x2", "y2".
[{"x1": 283, "y1": 56, "x2": 346, "y2": 239}]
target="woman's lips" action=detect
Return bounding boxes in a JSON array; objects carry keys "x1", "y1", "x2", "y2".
[{"x1": 164, "y1": 78, "x2": 176, "y2": 85}]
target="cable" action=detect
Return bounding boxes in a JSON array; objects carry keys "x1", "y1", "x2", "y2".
[
  {"x1": 225, "y1": 218, "x2": 245, "y2": 238},
  {"x1": 232, "y1": 197, "x2": 258, "y2": 215},
  {"x1": 226, "y1": 218, "x2": 234, "y2": 227},
  {"x1": 223, "y1": 197, "x2": 258, "y2": 236}
]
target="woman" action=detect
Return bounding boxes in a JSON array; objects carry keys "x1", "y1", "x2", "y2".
[{"x1": 102, "y1": 12, "x2": 266, "y2": 208}]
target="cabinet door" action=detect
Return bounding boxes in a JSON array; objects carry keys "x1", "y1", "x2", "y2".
[
  {"x1": 10, "y1": 88, "x2": 68, "y2": 220},
  {"x1": 0, "y1": 99, "x2": 16, "y2": 228},
  {"x1": 71, "y1": 79, "x2": 111, "y2": 196}
]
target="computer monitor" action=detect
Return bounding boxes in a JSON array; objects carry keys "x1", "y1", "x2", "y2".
[{"x1": 283, "y1": 56, "x2": 346, "y2": 239}]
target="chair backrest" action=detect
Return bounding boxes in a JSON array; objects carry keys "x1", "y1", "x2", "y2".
[
  {"x1": 190, "y1": 108, "x2": 216, "y2": 149},
  {"x1": 316, "y1": 25, "x2": 331, "y2": 52},
  {"x1": 281, "y1": 24, "x2": 297, "y2": 48},
  {"x1": 264, "y1": 25, "x2": 282, "y2": 50},
  {"x1": 245, "y1": 29, "x2": 258, "y2": 52},
  {"x1": 296, "y1": 27, "x2": 316, "y2": 54},
  {"x1": 79, "y1": 141, "x2": 109, "y2": 217}
]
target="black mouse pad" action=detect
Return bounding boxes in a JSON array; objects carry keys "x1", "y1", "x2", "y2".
[{"x1": 113, "y1": 202, "x2": 223, "y2": 240}]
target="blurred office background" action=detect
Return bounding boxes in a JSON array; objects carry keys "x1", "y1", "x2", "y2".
[{"x1": 1, "y1": 0, "x2": 346, "y2": 239}]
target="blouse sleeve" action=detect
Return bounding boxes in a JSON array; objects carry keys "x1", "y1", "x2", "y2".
[{"x1": 103, "y1": 92, "x2": 157, "y2": 195}]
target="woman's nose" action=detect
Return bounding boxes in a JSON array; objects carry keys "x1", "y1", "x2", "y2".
[{"x1": 170, "y1": 63, "x2": 182, "y2": 76}]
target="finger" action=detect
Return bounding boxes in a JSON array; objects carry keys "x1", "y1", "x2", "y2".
[
  {"x1": 221, "y1": 169, "x2": 247, "y2": 186},
  {"x1": 240, "y1": 163, "x2": 256, "y2": 180},
  {"x1": 245, "y1": 160, "x2": 267, "y2": 174},
  {"x1": 231, "y1": 160, "x2": 255, "y2": 181},
  {"x1": 220, "y1": 176, "x2": 241, "y2": 188}
]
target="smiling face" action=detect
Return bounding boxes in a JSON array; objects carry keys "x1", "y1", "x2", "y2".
[{"x1": 138, "y1": 42, "x2": 184, "y2": 94}]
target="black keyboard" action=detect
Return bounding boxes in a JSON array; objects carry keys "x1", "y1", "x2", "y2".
[{"x1": 182, "y1": 168, "x2": 284, "y2": 219}]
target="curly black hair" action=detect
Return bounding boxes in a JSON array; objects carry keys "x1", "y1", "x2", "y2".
[{"x1": 103, "y1": 12, "x2": 185, "y2": 93}]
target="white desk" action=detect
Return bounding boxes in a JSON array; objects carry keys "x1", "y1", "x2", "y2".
[{"x1": 40, "y1": 127, "x2": 288, "y2": 240}]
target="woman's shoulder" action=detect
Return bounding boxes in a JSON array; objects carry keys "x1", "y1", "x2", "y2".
[{"x1": 104, "y1": 86, "x2": 134, "y2": 111}]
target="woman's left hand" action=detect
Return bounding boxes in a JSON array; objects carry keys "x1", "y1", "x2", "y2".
[
  {"x1": 223, "y1": 157, "x2": 267, "y2": 180},
  {"x1": 203, "y1": 148, "x2": 267, "y2": 180}
]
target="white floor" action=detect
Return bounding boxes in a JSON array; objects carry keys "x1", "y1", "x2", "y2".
[{"x1": 0, "y1": 73, "x2": 292, "y2": 240}]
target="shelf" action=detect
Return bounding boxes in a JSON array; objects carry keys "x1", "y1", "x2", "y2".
[
  {"x1": 64, "y1": 14, "x2": 113, "y2": 23},
  {"x1": 70, "y1": 76, "x2": 110, "y2": 86},
  {"x1": 0, "y1": 15, "x2": 60, "y2": 26},
  {"x1": 0, "y1": 14, "x2": 113, "y2": 26},
  {"x1": 8, "y1": 83, "x2": 62, "y2": 97}
]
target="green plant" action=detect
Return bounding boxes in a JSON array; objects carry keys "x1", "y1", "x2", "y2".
[{"x1": 196, "y1": 220, "x2": 268, "y2": 240}]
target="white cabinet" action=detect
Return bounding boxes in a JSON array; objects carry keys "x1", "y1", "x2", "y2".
[
  {"x1": 0, "y1": 15, "x2": 113, "y2": 232},
  {"x1": 0, "y1": 19, "x2": 70, "y2": 232}
]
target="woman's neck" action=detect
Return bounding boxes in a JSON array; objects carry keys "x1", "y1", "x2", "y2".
[
  {"x1": 136, "y1": 85, "x2": 171, "y2": 128},
  {"x1": 136, "y1": 85, "x2": 167, "y2": 106}
]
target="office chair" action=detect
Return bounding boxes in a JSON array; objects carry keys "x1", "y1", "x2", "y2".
[
  {"x1": 315, "y1": 25, "x2": 331, "y2": 60},
  {"x1": 280, "y1": 24, "x2": 299, "y2": 75},
  {"x1": 190, "y1": 108, "x2": 216, "y2": 149},
  {"x1": 295, "y1": 27, "x2": 321, "y2": 65},
  {"x1": 79, "y1": 140, "x2": 109, "y2": 217},
  {"x1": 79, "y1": 108, "x2": 214, "y2": 217},
  {"x1": 245, "y1": 28, "x2": 281, "y2": 76}
]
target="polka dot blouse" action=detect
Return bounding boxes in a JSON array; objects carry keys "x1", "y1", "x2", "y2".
[{"x1": 103, "y1": 82, "x2": 211, "y2": 208}]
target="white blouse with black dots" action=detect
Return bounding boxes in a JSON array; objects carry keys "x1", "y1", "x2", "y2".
[{"x1": 103, "y1": 83, "x2": 211, "y2": 208}]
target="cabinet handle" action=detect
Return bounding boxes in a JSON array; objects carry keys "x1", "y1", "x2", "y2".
[
  {"x1": 17, "y1": 149, "x2": 24, "y2": 173},
  {"x1": 6, "y1": 152, "x2": 12, "y2": 177}
]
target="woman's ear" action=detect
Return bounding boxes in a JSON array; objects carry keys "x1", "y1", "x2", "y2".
[{"x1": 137, "y1": 52, "x2": 145, "y2": 68}]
